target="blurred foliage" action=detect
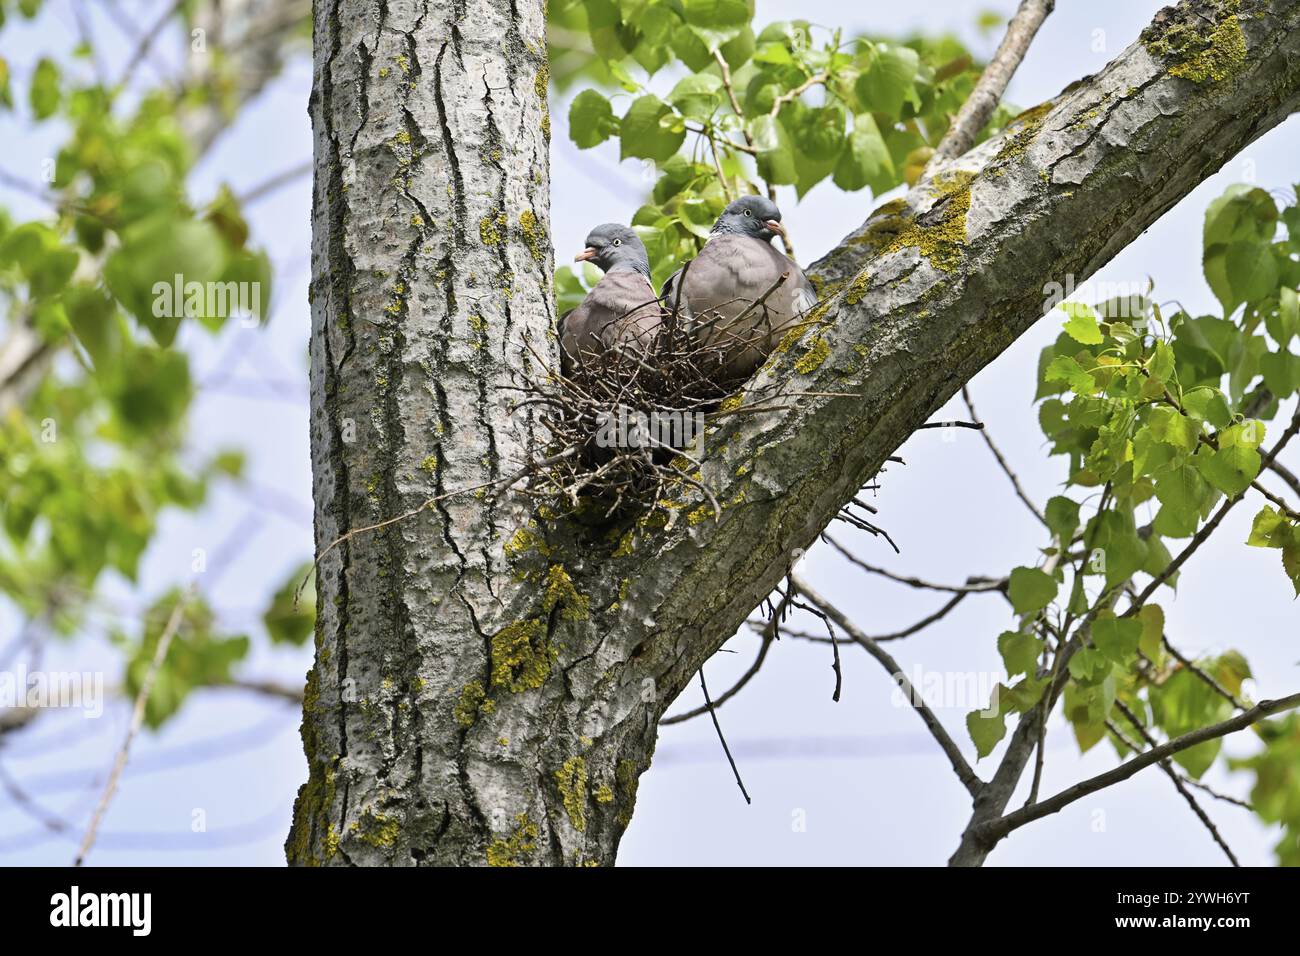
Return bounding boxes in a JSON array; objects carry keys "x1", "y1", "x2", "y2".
[
  {"x1": 548, "y1": 0, "x2": 1013, "y2": 304},
  {"x1": 0, "y1": 0, "x2": 307, "y2": 726}
]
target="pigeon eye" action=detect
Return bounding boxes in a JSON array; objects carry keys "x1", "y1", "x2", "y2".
[
  {"x1": 744, "y1": 209, "x2": 753, "y2": 217},
  {"x1": 612, "y1": 238, "x2": 622, "y2": 246}
]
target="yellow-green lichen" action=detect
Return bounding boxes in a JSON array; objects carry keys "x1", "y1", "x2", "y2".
[
  {"x1": 1144, "y1": 0, "x2": 1246, "y2": 85},
  {"x1": 594, "y1": 784, "x2": 614, "y2": 804},
  {"x1": 490, "y1": 619, "x2": 554, "y2": 692},
  {"x1": 420, "y1": 453, "x2": 438, "y2": 475},
  {"x1": 843, "y1": 270, "x2": 873, "y2": 305},
  {"x1": 479, "y1": 212, "x2": 507, "y2": 245},
  {"x1": 870, "y1": 170, "x2": 974, "y2": 273},
  {"x1": 991, "y1": 99, "x2": 1054, "y2": 169},
  {"x1": 487, "y1": 812, "x2": 539, "y2": 866},
  {"x1": 615, "y1": 759, "x2": 641, "y2": 828},
  {"x1": 612, "y1": 528, "x2": 635, "y2": 558},
  {"x1": 504, "y1": 523, "x2": 543, "y2": 559},
  {"x1": 555, "y1": 756, "x2": 589, "y2": 831},
  {"x1": 536, "y1": 63, "x2": 551, "y2": 138},
  {"x1": 454, "y1": 679, "x2": 495, "y2": 728},
  {"x1": 355, "y1": 810, "x2": 401, "y2": 848},
  {"x1": 794, "y1": 335, "x2": 831, "y2": 374},
  {"x1": 519, "y1": 209, "x2": 546, "y2": 262},
  {"x1": 718, "y1": 393, "x2": 745, "y2": 413},
  {"x1": 542, "y1": 565, "x2": 589, "y2": 620}
]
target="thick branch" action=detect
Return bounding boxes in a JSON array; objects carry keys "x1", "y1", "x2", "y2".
[
  {"x1": 930, "y1": 0, "x2": 1055, "y2": 165},
  {"x1": 975, "y1": 692, "x2": 1300, "y2": 844}
]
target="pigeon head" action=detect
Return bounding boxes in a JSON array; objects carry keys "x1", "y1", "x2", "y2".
[
  {"x1": 712, "y1": 195, "x2": 786, "y2": 243},
  {"x1": 574, "y1": 224, "x2": 650, "y2": 276}
]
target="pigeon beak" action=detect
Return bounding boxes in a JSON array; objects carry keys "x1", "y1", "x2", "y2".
[
  {"x1": 574, "y1": 247, "x2": 597, "y2": 262},
  {"x1": 764, "y1": 219, "x2": 787, "y2": 239}
]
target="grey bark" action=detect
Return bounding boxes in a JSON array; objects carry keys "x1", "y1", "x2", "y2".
[{"x1": 291, "y1": 0, "x2": 1300, "y2": 866}]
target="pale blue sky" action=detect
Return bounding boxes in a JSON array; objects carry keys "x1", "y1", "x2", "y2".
[{"x1": 1, "y1": 0, "x2": 1297, "y2": 866}]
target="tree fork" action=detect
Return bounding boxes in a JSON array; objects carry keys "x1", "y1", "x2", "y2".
[{"x1": 291, "y1": 0, "x2": 1300, "y2": 865}]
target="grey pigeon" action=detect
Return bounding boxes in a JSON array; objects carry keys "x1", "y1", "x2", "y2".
[
  {"x1": 558, "y1": 224, "x2": 664, "y2": 378},
  {"x1": 661, "y1": 195, "x2": 817, "y2": 382}
]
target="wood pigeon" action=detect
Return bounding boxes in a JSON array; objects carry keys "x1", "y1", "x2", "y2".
[
  {"x1": 661, "y1": 195, "x2": 817, "y2": 382},
  {"x1": 558, "y1": 224, "x2": 664, "y2": 378}
]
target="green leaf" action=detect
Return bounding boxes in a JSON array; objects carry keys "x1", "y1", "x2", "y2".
[
  {"x1": 1092, "y1": 615, "x2": 1141, "y2": 665},
  {"x1": 1067, "y1": 646, "x2": 1112, "y2": 685},
  {"x1": 568, "y1": 89, "x2": 618, "y2": 149},
  {"x1": 1194, "y1": 442, "x2": 1259, "y2": 497},
  {"x1": 1154, "y1": 464, "x2": 1211, "y2": 538},
  {"x1": 1061, "y1": 302, "x2": 1103, "y2": 345},
  {"x1": 1044, "y1": 495, "x2": 1081, "y2": 544},
  {"x1": 832, "y1": 113, "x2": 893, "y2": 193},
  {"x1": 1045, "y1": 355, "x2": 1096, "y2": 395},
  {"x1": 264, "y1": 562, "x2": 316, "y2": 646},
  {"x1": 855, "y1": 43, "x2": 920, "y2": 118},
  {"x1": 29, "y1": 57, "x2": 59, "y2": 120},
  {"x1": 794, "y1": 103, "x2": 846, "y2": 161},
  {"x1": 620, "y1": 95, "x2": 686, "y2": 162},
  {"x1": 751, "y1": 113, "x2": 797, "y2": 185},
  {"x1": 1007, "y1": 566, "x2": 1056, "y2": 615},
  {"x1": 998, "y1": 630, "x2": 1043, "y2": 678},
  {"x1": 1180, "y1": 387, "x2": 1232, "y2": 428},
  {"x1": 1138, "y1": 604, "x2": 1165, "y2": 661},
  {"x1": 668, "y1": 73, "x2": 723, "y2": 122},
  {"x1": 63, "y1": 284, "x2": 118, "y2": 366},
  {"x1": 1260, "y1": 350, "x2": 1300, "y2": 398},
  {"x1": 1270, "y1": 286, "x2": 1300, "y2": 348},
  {"x1": 966, "y1": 704, "x2": 1007, "y2": 759}
]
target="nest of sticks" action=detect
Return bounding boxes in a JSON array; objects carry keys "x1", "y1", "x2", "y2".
[{"x1": 511, "y1": 267, "x2": 810, "y2": 524}]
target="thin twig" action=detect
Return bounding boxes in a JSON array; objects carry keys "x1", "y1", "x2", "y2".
[
  {"x1": 120, "y1": 0, "x2": 186, "y2": 87},
  {"x1": 75, "y1": 584, "x2": 193, "y2": 866},
  {"x1": 962, "y1": 386, "x2": 1048, "y2": 527},
  {"x1": 823, "y1": 533, "x2": 1004, "y2": 593},
  {"x1": 1113, "y1": 699, "x2": 1239, "y2": 866},
  {"x1": 239, "y1": 160, "x2": 312, "y2": 206},
  {"x1": 792, "y1": 574, "x2": 983, "y2": 798},
  {"x1": 916, "y1": 420, "x2": 985, "y2": 430},
  {"x1": 700, "y1": 669, "x2": 751, "y2": 804}
]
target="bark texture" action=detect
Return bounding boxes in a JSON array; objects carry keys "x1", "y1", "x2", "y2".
[{"x1": 291, "y1": 0, "x2": 1300, "y2": 866}]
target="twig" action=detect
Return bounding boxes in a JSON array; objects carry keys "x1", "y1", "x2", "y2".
[
  {"x1": 297, "y1": 448, "x2": 575, "y2": 605},
  {"x1": 929, "y1": 0, "x2": 1055, "y2": 167},
  {"x1": 962, "y1": 386, "x2": 1048, "y2": 527},
  {"x1": 792, "y1": 574, "x2": 983, "y2": 797},
  {"x1": 120, "y1": 0, "x2": 186, "y2": 87},
  {"x1": 1113, "y1": 699, "x2": 1239, "y2": 866},
  {"x1": 977, "y1": 691, "x2": 1300, "y2": 843},
  {"x1": 75, "y1": 584, "x2": 193, "y2": 866},
  {"x1": 239, "y1": 160, "x2": 313, "y2": 206},
  {"x1": 916, "y1": 420, "x2": 984, "y2": 430},
  {"x1": 699, "y1": 669, "x2": 751, "y2": 804},
  {"x1": 822, "y1": 533, "x2": 1004, "y2": 593},
  {"x1": 661, "y1": 632, "x2": 774, "y2": 725}
]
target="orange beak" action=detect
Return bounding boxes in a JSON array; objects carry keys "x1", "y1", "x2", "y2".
[
  {"x1": 574, "y1": 247, "x2": 597, "y2": 262},
  {"x1": 764, "y1": 219, "x2": 787, "y2": 239}
]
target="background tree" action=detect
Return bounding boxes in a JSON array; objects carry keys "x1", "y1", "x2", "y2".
[{"x1": 290, "y1": 0, "x2": 1300, "y2": 867}]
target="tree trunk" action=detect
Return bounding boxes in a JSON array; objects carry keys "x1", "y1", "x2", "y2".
[{"x1": 290, "y1": 0, "x2": 1300, "y2": 866}]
